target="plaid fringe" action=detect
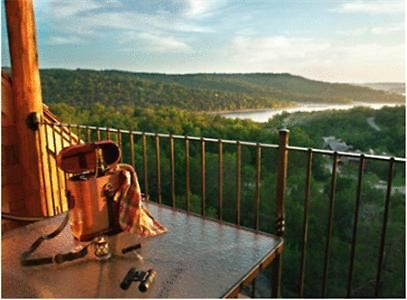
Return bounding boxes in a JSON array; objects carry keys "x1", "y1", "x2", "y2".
[{"x1": 113, "y1": 164, "x2": 167, "y2": 237}]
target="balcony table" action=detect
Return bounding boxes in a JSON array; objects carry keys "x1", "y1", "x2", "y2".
[{"x1": 2, "y1": 202, "x2": 282, "y2": 298}]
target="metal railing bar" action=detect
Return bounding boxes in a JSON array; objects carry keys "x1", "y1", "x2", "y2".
[
  {"x1": 287, "y1": 145, "x2": 406, "y2": 162},
  {"x1": 272, "y1": 129, "x2": 289, "y2": 298},
  {"x1": 155, "y1": 134, "x2": 162, "y2": 204},
  {"x1": 321, "y1": 151, "x2": 338, "y2": 297},
  {"x1": 51, "y1": 123, "x2": 64, "y2": 213},
  {"x1": 37, "y1": 124, "x2": 51, "y2": 216},
  {"x1": 106, "y1": 127, "x2": 111, "y2": 140},
  {"x1": 117, "y1": 129, "x2": 122, "y2": 162},
  {"x1": 254, "y1": 143, "x2": 261, "y2": 230},
  {"x1": 346, "y1": 155, "x2": 365, "y2": 297},
  {"x1": 59, "y1": 124, "x2": 69, "y2": 187},
  {"x1": 129, "y1": 131, "x2": 135, "y2": 167},
  {"x1": 169, "y1": 134, "x2": 176, "y2": 207},
  {"x1": 236, "y1": 141, "x2": 241, "y2": 226},
  {"x1": 86, "y1": 126, "x2": 91, "y2": 143},
  {"x1": 299, "y1": 148, "x2": 313, "y2": 297},
  {"x1": 218, "y1": 140, "x2": 223, "y2": 221},
  {"x1": 374, "y1": 158, "x2": 395, "y2": 297},
  {"x1": 43, "y1": 122, "x2": 57, "y2": 215},
  {"x1": 185, "y1": 137, "x2": 191, "y2": 212},
  {"x1": 142, "y1": 133, "x2": 149, "y2": 196},
  {"x1": 67, "y1": 124, "x2": 73, "y2": 145},
  {"x1": 201, "y1": 138, "x2": 206, "y2": 216},
  {"x1": 76, "y1": 125, "x2": 81, "y2": 145},
  {"x1": 96, "y1": 127, "x2": 101, "y2": 141}
]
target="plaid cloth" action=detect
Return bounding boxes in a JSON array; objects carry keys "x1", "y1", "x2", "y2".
[{"x1": 111, "y1": 164, "x2": 167, "y2": 237}]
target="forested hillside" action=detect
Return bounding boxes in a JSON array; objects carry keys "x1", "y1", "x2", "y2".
[
  {"x1": 268, "y1": 105, "x2": 405, "y2": 157},
  {"x1": 39, "y1": 69, "x2": 403, "y2": 112}
]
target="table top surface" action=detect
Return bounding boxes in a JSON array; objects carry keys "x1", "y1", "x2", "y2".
[{"x1": 2, "y1": 203, "x2": 282, "y2": 298}]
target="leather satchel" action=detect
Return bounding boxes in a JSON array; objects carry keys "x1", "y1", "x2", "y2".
[
  {"x1": 57, "y1": 140, "x2": 168, "y2": 241},
  {"x1": 57, "y1": 141, "x2": 122, "y2": 241}
]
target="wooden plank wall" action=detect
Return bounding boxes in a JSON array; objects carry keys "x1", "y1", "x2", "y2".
[
  {"x1": 2, "y1": 71, "x2": 79, "y2": 231},
  {"x1": 2, "y1": 73, "x2": 26, "y2": 224}
]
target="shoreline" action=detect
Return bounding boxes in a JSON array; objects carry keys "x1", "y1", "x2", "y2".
[
  {"x1": 203, "y1": 107, "x2": 278, "y2": 115},
  {"x1": 201, "y1": 101, "x2": 405, "y2": 116}
]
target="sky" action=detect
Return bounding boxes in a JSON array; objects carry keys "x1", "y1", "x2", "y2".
[{"x1": 1, "y1": 0, "x2": 405, "y2": 83}]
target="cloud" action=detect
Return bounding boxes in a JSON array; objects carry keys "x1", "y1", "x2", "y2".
[
  {"x1": 34, "y1": 1, "x2": 212, "y2": 52},
  {"x1": 227, "y1": 35, "x2": 404, "y2": 82},
  {"x1": 135, "y1": 33, "x2": 192, "y2": 53},
  {"x1": 337, "y1": 28, "x2": 368, "y2": 37},
  {"x1": 84, "y1": 11, "x2": 212, "y2": 33},
  {"x1": 182, "y1": 0, "x2": 228, "y2": 18},
  {"x1": 230, "y1": 36, "x2": 331, "y2": 62},
  {"x1": 338, "y1": 23, "x2": 404, "y2": 36},
  {"x1": 371, "y1": 24, "x2": 404, "y2": 35},
  {"x1": 47, "y1": 36, "x2": 83, "y2": 45},
  {"x1": 37, "y1": 1, "x2": 213, "y2": 43},
  {"x1": 35, "y1": 0, "x2": 126, "y2": 37},
  {"x1": 37, "y1": 0, "x2": 121, "y2": 18},
  {"x1": 333, "y1": 0, "x2": 404, "y2": 14}
]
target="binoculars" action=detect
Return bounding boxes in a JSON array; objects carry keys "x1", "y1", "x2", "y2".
[{"x1": 120, "y1": 268, "x2": 156, "y2": 292}]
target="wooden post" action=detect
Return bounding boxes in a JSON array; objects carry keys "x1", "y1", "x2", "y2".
[
  {"x1": 5, "y1": 0, "x2": 47, "y2": 216},
  {"x1": 271, "y1": 129, "x2": 289, "y2": 298}
]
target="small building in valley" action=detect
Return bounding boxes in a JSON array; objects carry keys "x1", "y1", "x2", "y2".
[{"x1": 323, "y1": 136, "x2": 353, "y2": 152}]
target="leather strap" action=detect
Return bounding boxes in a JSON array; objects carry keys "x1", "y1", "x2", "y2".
[
  {"x1": 21, "y1": 213, "x2": 90, "y2": 266},
  {"x1": 20, "y1": 212, "x2": 141, "y2": 266}
]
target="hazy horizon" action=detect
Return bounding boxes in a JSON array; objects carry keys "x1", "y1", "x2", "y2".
[
  {"x1": 1, "y1": 65, "x2": 405, "y2": 85},
  {"x1": 1, "y1": 0, "x2": 405, "y2": 83}
]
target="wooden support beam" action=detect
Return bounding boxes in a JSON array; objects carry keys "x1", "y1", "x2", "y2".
[{"x1": 5, "y1": 0, "x2": 47, "y2": 216}]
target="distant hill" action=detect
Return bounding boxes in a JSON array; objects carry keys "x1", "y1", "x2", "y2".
[
  {"x1": 37, "y1": 69, "x2": 404, "y2": 111},
  {"x1": 358, "y1": 82, "x2": 405, "y2": 95}
]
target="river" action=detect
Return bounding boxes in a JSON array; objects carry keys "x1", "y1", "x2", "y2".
[{"x1": 221, "y1": 102, "x2": 402, "y2": 123}]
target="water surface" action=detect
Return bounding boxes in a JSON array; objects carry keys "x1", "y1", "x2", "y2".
[{"x1": 222, "y1": 102, "x2": 402, "y2": 123}]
